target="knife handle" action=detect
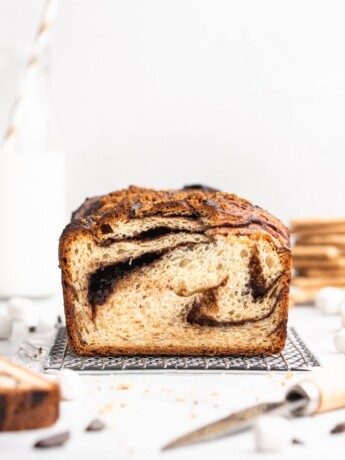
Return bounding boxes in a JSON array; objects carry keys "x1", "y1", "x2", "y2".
[{"x1": 287, "y1": 359, "x2": 345, "y2": 415}]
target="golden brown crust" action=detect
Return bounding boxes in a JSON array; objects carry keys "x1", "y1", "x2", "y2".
[
  {"x1": 65, "y1": 185, "x2": 289, "y2": 246},
  {"x1": 59, "y1": 185, "x2": 290, "y2": 356},
  {"x1": 0, "y1": 358, "x2": 60, "y2": 431}
]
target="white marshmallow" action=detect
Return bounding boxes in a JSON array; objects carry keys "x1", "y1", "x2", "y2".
[
  {"x1": 334, "y1": 329, "x2": 345, "y2": 354},
  {"x1": 254, "y1": 415, "x2": 291, "y2": 452},
  {"x1": 7, "y1": 297, "x2": 38, "y2": 326},
  {"x1": 340, "y1": 302, "x2": 345, "y2": 328},
  {"x1": 0, "y1": 311, "x2": 13, "y2": 339},
  {"x1": 55, "y1": 369, "x2": 85, "y2": 401},
  {"x1": 315, "y1": 287, "x2": 345, "y2": 315}
]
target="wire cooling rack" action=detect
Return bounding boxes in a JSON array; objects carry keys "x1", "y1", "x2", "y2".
[{"x1": 42, "y1": 327, "x2": 320, "y2": 374}]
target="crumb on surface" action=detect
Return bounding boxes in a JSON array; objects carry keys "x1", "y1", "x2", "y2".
[
  {"x1": 285, "y1": 372, "x2": 295, "y2": 380},
  {"x1": 99, "y1": 401, "x2": 115, "y2": 415},
  {"x1": 117, "y1": 383, "x2": 133, "y2": 390},
  {"x1": 210, "y1": 392, "x2": 219, "y2": 397},
  {"x1": 176, "y1": 397, "x2": 185, "y2": 402}
]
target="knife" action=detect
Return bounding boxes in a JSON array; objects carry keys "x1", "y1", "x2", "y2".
[{"x1": 162, "y1": 361, "x2": 345, "y2": 451}]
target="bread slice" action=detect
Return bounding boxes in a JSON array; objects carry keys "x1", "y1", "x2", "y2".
[
  {"x1": 59, "y1": 185, "x2": 291, "y2": 356},
  {"x1": 0, "y1": 357, "x2": 59, "y2": 431}
]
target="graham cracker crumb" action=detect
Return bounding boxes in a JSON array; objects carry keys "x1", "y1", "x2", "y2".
[
  {"x1": 99, "y1": 401, "x2": 115, "y2": 415},
  {"x1": 117, "y1": 383, "x2": 133, "y2": 390},
  {"x1": 285, "y1": 372, "x2": 295, "y2": 380}
]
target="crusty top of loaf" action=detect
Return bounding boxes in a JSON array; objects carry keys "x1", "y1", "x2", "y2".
[{"x1": 64, "y1": 185, "x2": 289, "y2": 247}]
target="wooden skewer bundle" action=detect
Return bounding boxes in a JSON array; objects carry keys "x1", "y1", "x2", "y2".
[{"x1": 290, "y1": 218, "x2": 345, "y2": 304}]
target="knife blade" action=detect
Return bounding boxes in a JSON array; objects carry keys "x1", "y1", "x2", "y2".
[
  {"x1": 162, "y1": 361, "x2": 345, "y2": 452},
  {"x1": 162, "y1": 399, "x2": 305, "y2": 451}
]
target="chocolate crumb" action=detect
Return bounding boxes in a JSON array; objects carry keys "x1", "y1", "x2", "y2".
[
  {"x1": 86, "y1": 419, "x2": 106, "y2": 432},
  {"x1": 28, "y1": 326, "x2": 36, "y2": 333},
  {"x1": 34, "y1": 431, "x2": 70, "y2": 448},
  {"x1": 292, "y1": 438, "x2": 304, "y2": 445},
  {"x1": 57, "y1": 315, "x2": 62, "y2": 324},
  {"x1": 38, "y1": 347, "x2": 42, "y2": 354},
  {"x1": 331, "y1": 422, "x2": 345, "y2": 434}
]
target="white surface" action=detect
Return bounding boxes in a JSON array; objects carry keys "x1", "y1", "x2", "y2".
[
  {"x1": 1, "y1": 1, "x2": 345, "y2": 222},
  {"x1": 56, "y1": 369, "x2": 85, "y2": 401},
  {"x1": 1, "y1": 299, "x2": 345, "y2": 459}
]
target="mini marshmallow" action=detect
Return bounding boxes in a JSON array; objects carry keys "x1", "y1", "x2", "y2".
[
  {"x1": 315, "y1": 287, "x2": 345, "y2": 315},
  {"x1": 55, "y1": 369, "x2": 85, "y2": 401},
  {"x1": 7, "y1": 297, "x2": 38, "y2": 326},
  {"x1": 35, "y1": 320, "x2": 53, "y2": 334},
  {"x1": 334, "y1": 329, "x2": 345, "y2": 354},
  {"x1": 254, "y1": 415, "x2": 291, "y2": 452},
  {"x1": 0, "y1": 311, "x2": 13, "y2": 339}
]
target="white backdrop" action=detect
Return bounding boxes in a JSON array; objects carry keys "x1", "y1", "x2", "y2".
[{"x1": 1, "y1": 0, "x2": 345, "y2": 224}]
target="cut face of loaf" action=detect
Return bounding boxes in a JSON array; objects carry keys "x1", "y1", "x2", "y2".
[{"x1": 60, "y1": 186, "x2": 291, "y2": 355}]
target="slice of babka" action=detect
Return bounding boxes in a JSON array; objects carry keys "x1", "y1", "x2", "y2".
[
  {"x1": 0, "y1": 357, "x2": 59, "y2": 431},
  {"x1": 59, "y1": 185, "x2": 291, "y2": 356}
]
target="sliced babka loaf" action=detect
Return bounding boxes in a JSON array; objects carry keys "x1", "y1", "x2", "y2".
[{"x1": 59, "y1": 186, "x2": 291, "y2": 355}]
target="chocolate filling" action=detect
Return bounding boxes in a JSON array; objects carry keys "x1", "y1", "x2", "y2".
[
  {"x1": 248, "y1": 249, "x2": 283, "y2": 299},
  {"x1": 187, "y1": 286, "x2": 285, "y2": 327},
  {"x1": 0, "y1": 395, "x2": 6, "y2": 429},
  {"x1": 88, "y1": 242, "x2": 199, "y2": 319},
  {"x1": 88, "y1": 240, "x2": 286, "y2": 326},
  {"x1": 88, "y1": 252, "x2": 163, "y2": 315},
  {"x1": 101, "y1": 227, "x2": 194, "y2": 246},
  {"x1": 31, "y1": 390, "x2": 49, "y2": 407}
]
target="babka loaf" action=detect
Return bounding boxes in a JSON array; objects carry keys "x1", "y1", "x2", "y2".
[
  {"x1": 59, "y1": 185, "x2": 291, "y2": 355},
  {"x1": 0, "y1": 357, "x2": 59, "y2": 431}
]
